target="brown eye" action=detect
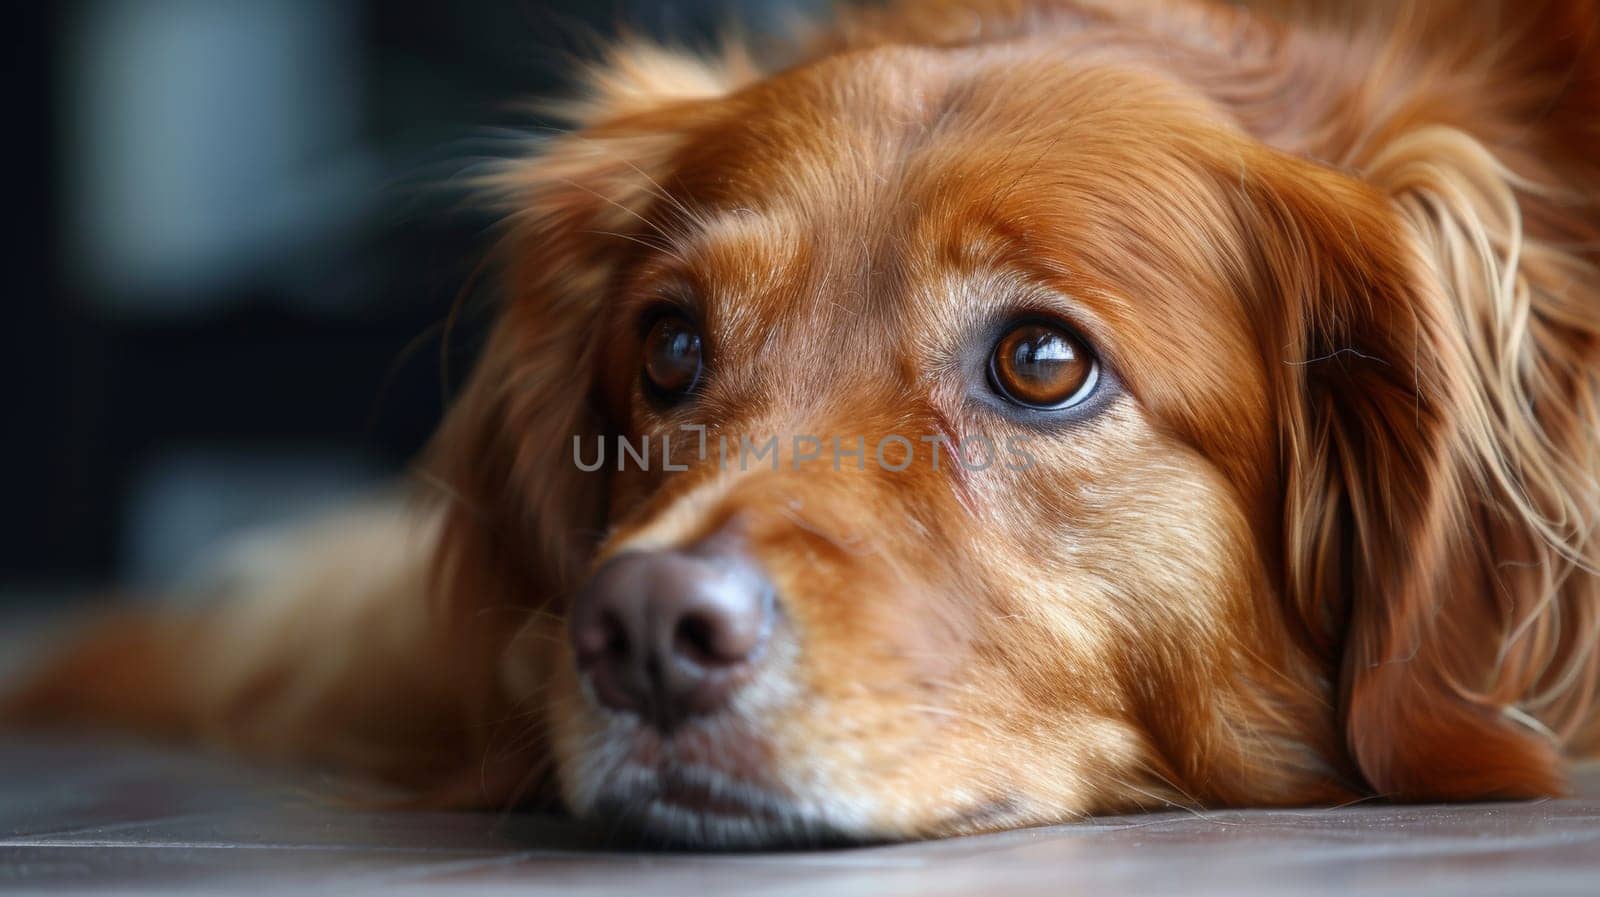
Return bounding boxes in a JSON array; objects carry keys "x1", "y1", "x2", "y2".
[
  {"x1": 989, "y1": 321, "x2": 1098, "y2": 409},
  {"x1": 642, "y1": 314, "x2": 703, "y2": 402}
]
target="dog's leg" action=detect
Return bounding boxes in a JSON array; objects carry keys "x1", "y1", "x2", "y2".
[{"x1": 0, "y1": 499, "x2": 526, "y2": 799}]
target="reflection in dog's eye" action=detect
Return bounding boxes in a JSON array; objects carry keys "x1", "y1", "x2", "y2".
[
  {"x1": 642, "y1": 313, "x2": 704, "y2": 403},
  {"x1": 989, "y1": 321, "x2": 1098, "y2": 410}
]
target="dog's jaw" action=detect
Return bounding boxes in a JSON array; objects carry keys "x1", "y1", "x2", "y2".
[{"x1": 551, "y1": 702, "x2": 875, "y2": 848}]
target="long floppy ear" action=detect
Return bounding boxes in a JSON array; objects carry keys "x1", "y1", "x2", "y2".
[
  {"x1": 1256, "y1": 0, "x2": 1600, "y2": 799},
  {"x1": 1255, "y1": 155, "x2": 1570, "y2": 801},
  {"x1": 417, "y1": 42, "x2": 750, "y2": 774}
]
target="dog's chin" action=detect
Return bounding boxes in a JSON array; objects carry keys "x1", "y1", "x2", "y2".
[{"x1": 583, "y1": 765, "x2": 861, "y2": 850}]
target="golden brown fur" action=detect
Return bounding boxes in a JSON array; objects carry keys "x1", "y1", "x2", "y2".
[{"x1": 6, "y1": 0, "x2": 1599, "y2": 845}]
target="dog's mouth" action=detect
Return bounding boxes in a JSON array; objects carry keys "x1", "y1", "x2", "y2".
[
  {"x1": 588, "y1": 764, "x2": 853, "y2": 849},
  {"x1": 652, "y1": 767, "x2": 785, "y2": 818}
]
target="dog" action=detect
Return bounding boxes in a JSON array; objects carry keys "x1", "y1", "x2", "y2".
[{"x1": 6, "y1": 0, "x2": 1600, "y2": 848}]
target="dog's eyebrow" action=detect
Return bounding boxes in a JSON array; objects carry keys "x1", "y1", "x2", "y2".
[
  {"x1": 675, "y1": 205, "x2": 780, "y2": 242},
  {"x1": 949, "y1": 258, "x2": 1117, "y2": 339}
]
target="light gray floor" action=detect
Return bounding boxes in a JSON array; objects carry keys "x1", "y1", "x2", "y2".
[{"x1": 0, "y1": 735, "x2": 1596, "y2": 896}]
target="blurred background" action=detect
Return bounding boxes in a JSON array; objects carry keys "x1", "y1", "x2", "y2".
[{"x1": 4, "y1": 0, "x2": 812, "y2": 605}]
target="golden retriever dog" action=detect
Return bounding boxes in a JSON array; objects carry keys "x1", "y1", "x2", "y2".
[{"x1": 6, "y1": 0, "x2": 1600, "y2": 848}]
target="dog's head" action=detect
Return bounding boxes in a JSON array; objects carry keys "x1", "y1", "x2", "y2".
[{"x1": 428, "y1": 3, "x2": 1586, "y2": 847}]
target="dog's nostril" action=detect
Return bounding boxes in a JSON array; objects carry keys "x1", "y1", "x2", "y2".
[
  {"x1": 599, "y1": 610, "x2": 630, "y2": 660},
  {"x1": 673, "y1": 611, "x2": 722, "y2": 666}
]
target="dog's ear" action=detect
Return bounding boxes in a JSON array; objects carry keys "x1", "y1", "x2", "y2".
[
  {"x1": 1227, "y1": 0, "x2": 1600, "y2": 802},
  {"x1": 1252, "y1": 154, "x2": 1567, "y2": 801},
  {"x1": 420, "y1": 42, "x2": 749, "y2": 709}
]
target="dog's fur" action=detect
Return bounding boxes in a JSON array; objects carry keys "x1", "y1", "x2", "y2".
[{"x1": 7, "y1": 0, "x2": 1600, "y2": 846}]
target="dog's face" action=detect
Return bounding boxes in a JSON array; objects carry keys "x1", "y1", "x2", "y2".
[
  {"x1": 465, "y1": 45, "x2": 1323, "y2": 845},
  {"x1": 436, "y1": 18, "x2": 1566, "y2": 847}
]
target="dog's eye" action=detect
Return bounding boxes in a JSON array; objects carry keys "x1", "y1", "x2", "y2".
[
  {"x1": 989, "y1": 321, "x2": 1098, "y2": 409},
  {"x1": 642, "y1": 314, "x2": 703, "y2": 402}
]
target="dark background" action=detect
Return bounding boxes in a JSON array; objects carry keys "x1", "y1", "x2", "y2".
[{"x1": 4, "y1": 0, "x2": 809, "y2": 600}]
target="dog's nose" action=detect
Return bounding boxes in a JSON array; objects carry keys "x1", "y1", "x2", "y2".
[{"x1": 568, "y1": 537, "x2": 774, "y2": 731}]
